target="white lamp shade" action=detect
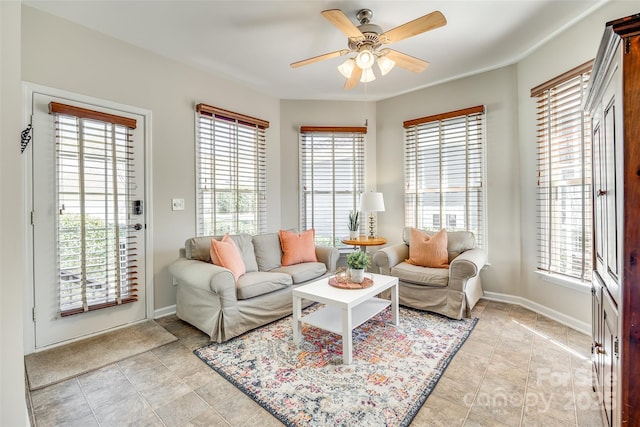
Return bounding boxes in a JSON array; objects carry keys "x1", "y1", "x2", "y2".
[
  {"x1": 359, "y1": 192, "x2": 385, "y2": 212},
  {"x1": 377, "y1": 55, "x2": 396, "y2": 76},
  {"x1": 355, "y1": 49, "x2": 375, "y2": 70},
  {"x1": 360, "y1": 67, "x2": 376, "y2": 83},
  {"x1": 338, "y1": 58, "x2": 355, "y2": 78}
]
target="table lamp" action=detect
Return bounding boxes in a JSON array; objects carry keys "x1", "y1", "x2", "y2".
[{"x1": 359, "y1": 191, "x2": 385, "y2": 239}]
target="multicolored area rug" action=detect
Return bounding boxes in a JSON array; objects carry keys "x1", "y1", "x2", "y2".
[{"x1": 194, "y1": 305, "x2": 477, "y2": 426}]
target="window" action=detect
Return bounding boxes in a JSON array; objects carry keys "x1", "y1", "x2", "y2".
[
  {"x1": 532, "y1": 61, "x2": 592, "y2": 282},
  {"x1": 196, "y1": 103, "x2": 268, "y2": 236},
  {"x1": 404, "y1": 106, "x2": 486, "y2": 248},
  {"x1": 299, "y1": 126, "x2": 366, "y2": 247},
  {"x1": 51, "y1": 102, "x2": 139, "y2": 316}
]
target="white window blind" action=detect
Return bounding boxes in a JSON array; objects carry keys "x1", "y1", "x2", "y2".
[
  {"x1": 403, "y1": 106, "x2": 486, "y2": 248},
  {"x1": 532, "y1": 61, "x2": 592, "y2": 282},
  {"x1": 51, "y1": 102, "x2": 138, "y2": 316},
  {"x1": 196, "y1": 103, "x2": 268, "y2": 236},
  {"x1": 300, "y1": 126, "x2": 366, "y2": 247}
]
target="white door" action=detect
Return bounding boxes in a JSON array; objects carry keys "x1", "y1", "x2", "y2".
[{"x1": 30, "y1": 91, "x2": 147, "y2": 349}]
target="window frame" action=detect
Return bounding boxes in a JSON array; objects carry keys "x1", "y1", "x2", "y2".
[
  {"x1": 299, "y1": 126, "x2": 366, "y2": 248},
  {"x1": 403, "y1": 106, "x2": 487, "y2": 249},
  {"x1": 531, "y1": 60, "x2": 593, "y2": 284},
  {"x1": 195, "y1": 103, "x2": 269, "y2": 237}
]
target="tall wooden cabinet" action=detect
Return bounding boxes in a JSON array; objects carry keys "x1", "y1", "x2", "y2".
[{"x1": 585, "y1": 13, "x2": 640, "y2": 427}]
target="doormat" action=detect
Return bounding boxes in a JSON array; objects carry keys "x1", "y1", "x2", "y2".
[{"x1": 25, "y1": 320, "x2": 177, "y2": 390}]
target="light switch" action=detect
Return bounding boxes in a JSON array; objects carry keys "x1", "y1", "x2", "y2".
[{"x1": 171, "y1": 198, "x2": 185, "y2": 211}]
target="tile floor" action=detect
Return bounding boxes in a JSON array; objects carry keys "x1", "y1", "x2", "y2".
[{"x1": 27, "y1": 300, "x2": 605, "y2": 426}]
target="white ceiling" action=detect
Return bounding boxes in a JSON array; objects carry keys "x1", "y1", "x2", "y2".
[{"x1": 25, "y1": 0, "x2": 606, "y2": 101}]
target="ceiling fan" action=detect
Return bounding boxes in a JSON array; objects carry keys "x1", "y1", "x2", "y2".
[{"x1": 290, "y1": 8, "x2": 447, "y2": 89}]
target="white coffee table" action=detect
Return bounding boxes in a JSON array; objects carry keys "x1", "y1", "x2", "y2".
[{"x1": 292, "y1": 273, "x2": 399, "y2": 364}]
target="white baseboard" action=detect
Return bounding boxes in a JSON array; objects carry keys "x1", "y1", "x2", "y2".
[
  {"x1": 154, "y1": 304, "x2": 176, "y2": 319},
  {"x1": 481, "y1": 291, "x2": 590, "y2": 335},
  {"x1": 153, "y1": 295, "x2": 590, "y2": 335}
]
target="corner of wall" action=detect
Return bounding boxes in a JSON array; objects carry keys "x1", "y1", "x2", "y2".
[{"x1": 1, "y1": 2, "x2": 28, "y2": 425}]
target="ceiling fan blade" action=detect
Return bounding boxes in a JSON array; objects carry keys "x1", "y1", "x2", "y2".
[
  {"x1": 381, "y1": 11, "x2": 446, "y2": 44},
  {"x1": 290, "y1": 49, "x2": 350, "y2": 69},
  {"x1": 344, "y1": 66, "x2": 363, "y2": 90},
  {"x1": 384, "y1": 49, "x2": 430, "y2": 73},
  {"x1": 321, "y1": 9, "x2": 364, "y2": 40}
]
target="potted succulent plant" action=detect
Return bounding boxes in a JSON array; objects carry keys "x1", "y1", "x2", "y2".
[
  {"x1": 346, "y1": 250, "x2": 370, "y2": 283},
  {"x1": 348, "y1": 209, "x2": 360, "y2": 239}
]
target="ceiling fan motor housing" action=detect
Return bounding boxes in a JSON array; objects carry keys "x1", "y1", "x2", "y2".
[{"x1": 349, "y1": 9, "x2": 383, "y2": 52}]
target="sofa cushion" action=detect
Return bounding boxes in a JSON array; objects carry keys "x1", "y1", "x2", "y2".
[
  {"x1": 271, "y1": 262, "x2": 327, "y2": 284},
  {"x1": 210, "y1": 235, "x2": 246, "y2": 281},
  {"x1": 228, "y1": 234, "x2": 259, "y2": 273},
  {"x1": 185, "y1": 236, "x2": 213, "y2": 262},
  {"x1": 402, "y1": 227, "x2": 476, "y2": 263},
  {"x1": 252, "y1": 232, "x2": 283, "y2": 271},
  {"x1": 391, "y1": 262, "x2": 450, "y2": 287},
  {"x1": 447, "y1": 231, "x2": 476, "y2": 262},
  {"x1": 407, "y1": 228, "x2": 449, "y2": 268},
  {"x1": 279, "y1": 229, "x2": 318, "y2": 266},
  {"x1": 185, "y1": 233, "x2": 259, "y2": 272},
  {"x1": 235, "y1": 271, "x2": 292, "y2": 300}
]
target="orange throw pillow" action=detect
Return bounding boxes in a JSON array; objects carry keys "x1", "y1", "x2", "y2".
[
  {"x1": 279, "y1": 229, "x2": 318, "y2": 266},
  {"x1": 407, "y1": 228, "x2": 449, "y2": 268},
  {"x1": 210, "y1": 234, "x2": 246, "y2": 281}
]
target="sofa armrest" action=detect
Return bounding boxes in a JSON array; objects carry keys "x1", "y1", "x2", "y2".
[
  {"x1": 372, "y1": 243, "x2": 409, "y2": 275},
  {"x1": 168, "y1": 258, "x2": 236, "y2": 296},
  {"x1": 315, "y1": 245, "x2": 339, "y2": 273},
  {"x1": 448, "y1": 248, "x2": 487, "y2": 292}
]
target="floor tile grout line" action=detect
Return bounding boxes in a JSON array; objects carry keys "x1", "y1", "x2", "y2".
[
  {"x1": 518, "y1": 311, "x2": 538, "y2": 427},
  {"x1": 146, "y1": 340, "x2": 232, "y2": 426},
  {"x1": 170, "y1": 335, "x2": 241, "y2": 426},
  {"x1": 567, "y1": 327, "x2": 580, "y2": 426},
  {"x1": 460, "y1": 305, "x2": 498, "y2": 426},
  {"x1": 115, "y1": 353, "x2": 169, "y2": 427},
  {"x1": 74, "y1": 376, "x2": 102, "y2": 426}
]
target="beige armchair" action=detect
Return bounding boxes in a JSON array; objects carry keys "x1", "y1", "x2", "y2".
[{"x1": 372, "y1": 227, "x2": 486, "y2": 320}]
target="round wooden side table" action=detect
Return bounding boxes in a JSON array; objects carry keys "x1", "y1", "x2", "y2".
[{"x1": 340, "y1": 235, "x2": 387, "y2": 253}]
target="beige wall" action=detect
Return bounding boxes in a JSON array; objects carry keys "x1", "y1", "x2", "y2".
[
  {"x1": 279, "y1": 100, "x2": 377, "y2": 230},
  {"x1": 21, "y1": 6, "x2": 282, "y2": 313},
  {"x1": 1, "y1": 1, "x2": 27, "y2": 425},
  {"x1": 376, "y1": 66, "x2": 522, "y2": 298}
]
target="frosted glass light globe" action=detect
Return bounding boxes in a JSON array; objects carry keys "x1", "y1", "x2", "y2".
[{"x1": 355, "y1": 49, "x2": 375, "y2": 70}]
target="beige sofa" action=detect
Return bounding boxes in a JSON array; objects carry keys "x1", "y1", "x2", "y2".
[
  {"x1": 169, "y1": 232, "x2": 339, "y2": 342},
  {"x1": 372, "y1": 227, "x2": 486, "y2": 320}
]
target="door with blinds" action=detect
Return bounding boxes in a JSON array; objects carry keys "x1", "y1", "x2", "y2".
[{"x1": 30, "y1": 92, "x2": 147, "y2": 348}]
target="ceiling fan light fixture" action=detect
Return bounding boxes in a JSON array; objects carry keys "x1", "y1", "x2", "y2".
[
  {"x1": 291, "y1": 8, "x2": 447, "y2": 90},
  {"x1": 377, "y1": 55, "x2": 396, "y2": 76},
  {"x1": 338, "y1": 58, "x2": 356, "y2": 78},
  {"x1": 355, "y1": 49, "x2": 375, "y2": 70},
  {"x1": 360, "y1": 67, "x2": 376, "y2": 83}
]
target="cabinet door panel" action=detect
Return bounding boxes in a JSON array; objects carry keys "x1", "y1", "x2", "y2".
[
  {"x1": 592, "y1": 119, "x2": 605, "y2": 274},
  {"x1": 602, "y1": 289, "x2": 618, "y2": 427},
  {"x1": 603, "y1": 100, "x2": 619, "y2": 287},
  {"x1": 592, "y1": 278, "x2": 603, "y2": 396}
]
